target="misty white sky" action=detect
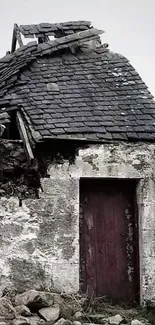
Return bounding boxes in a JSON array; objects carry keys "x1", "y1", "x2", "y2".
[{"x1": 0, "y1": 0, "x2": 155, "y2": 96}]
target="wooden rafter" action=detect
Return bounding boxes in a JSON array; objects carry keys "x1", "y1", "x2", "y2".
[
  {"x1": 16, "y1": 111, "x2": 34, "y2": 163},
  {"x1": 16, "y1": 27, "x2": 23, "y2": 47},
  {"x1": 11, "y1": 24, "x2": 23, "y2": 53},
  {"x1": 11, "y1": 24, "x2": 17, "y2": 53}
]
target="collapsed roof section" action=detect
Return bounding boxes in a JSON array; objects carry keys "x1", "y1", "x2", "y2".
[
  {"x1": 0, "y1": 20, "x2": 155, "y2": 147},
  {"x1": 11, "y1": 21, "x2": 99, "y2": 52},
  {"x1": 0, "y1": 25, "x2": 103, "y2": 99},
  {"x1": 19, "y1": 21, "x2": 92, "y2": 38}
]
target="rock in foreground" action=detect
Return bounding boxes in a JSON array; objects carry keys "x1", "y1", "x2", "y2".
[
  {"x1": 131, "y1": 320, "x2": 146, "y2": 325},
  {"x1": 15, "y1": 305, "x2": 31, "y2": 317},
  {"x1": 38, "y1": 304, "x2": 60, "y2": 322},
  {"x1": 15, "y1": 290, "x2": 54, "y2": 310},
  {"x1": 0, "y1": 297, "x2": 16, "y2": 320},
  {"x1": 108, "y1": 314, "x2": 124, "y2": 324}
]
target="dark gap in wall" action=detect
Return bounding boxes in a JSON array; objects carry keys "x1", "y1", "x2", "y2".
[
  {"x1": 0, "y1": 138, "x2": 88, "y2": 199},
  {"x1": 0, "y1": 167, "x2": 40, "y2": 199},
  {"x1": 19, "y1": 198, "x2": 22, "y2": 207},
  {"x1": 35, "y1": 138, "x2": 88, "y2": 177},
  {"x1": 2, "y1": 111, "x2": 20, "y2": 140},
  {"x1": 0, "y1": 139, "x2": 40, "y2": 199}
]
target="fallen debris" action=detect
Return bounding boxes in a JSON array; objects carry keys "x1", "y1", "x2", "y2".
[
  {"x1": 0, "y1": 290, "x2": 152, "y2": 325},
  {"x1": 0, "y1": 297, "x2": 16, "y2": 320},
  {"x1": 38, "y1": 305, "x2": 60, "y2": 322},
  {"x1": 13, "y1": 316, "x2": 30, "y2": 325},
  {"x1": 15, "y1": 305, "x2": 31, "y2": 317},
  {"x1": 26, "y1": 316, "x2": 45, "y2": 325},
  {"x1": 15, "y1": 290, "x2": 54, "y2": 311},
  {"x1": 108, "y1": 314, "x2": 124, "y2": 324},
  {"x1": 131, "y1": 321, "x2": 145, "y2": 325}
]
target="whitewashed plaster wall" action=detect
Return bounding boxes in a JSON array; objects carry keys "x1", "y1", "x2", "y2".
[{"x1": 0, "y1": 141, "x2": 155, "y2": 304}]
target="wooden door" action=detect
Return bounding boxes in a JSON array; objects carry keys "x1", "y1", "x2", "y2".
[{"x1": 80, "y1": 178, "x2": 139, "y2": 304}]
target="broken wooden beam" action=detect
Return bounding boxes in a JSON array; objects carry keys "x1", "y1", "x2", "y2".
[
  {"x1": 16, "y1": 28, "x2": 23, "y2": 48},
  {"x1": 11, "y1": 24, "x2": 18, "y2": 53},
  {"x1": 16, "y1": 111, "x2": 34, "y2": 163},
  {"x1": 11, "y1": 23, "x2": 23, "y2": 52}
]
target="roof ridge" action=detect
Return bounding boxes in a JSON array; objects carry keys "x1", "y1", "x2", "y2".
[
  {"x1": 0, "y1": 28, "x2": 104, "y2": 97},
  {"x1": 19, "y1": 20, "x2": 92, "y2": 39},
  {"x1": 0, "y1": 27, "x2": 104, "y2": 64}
]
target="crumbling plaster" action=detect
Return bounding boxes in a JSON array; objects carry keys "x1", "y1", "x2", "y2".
[{"x1": 0, "y1": 141, "x2": 155, "y2": 304}]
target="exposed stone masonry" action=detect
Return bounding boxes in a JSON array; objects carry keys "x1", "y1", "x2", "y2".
[{"x1": 0, "y1": 140, "x2": 155, "y2": 305}]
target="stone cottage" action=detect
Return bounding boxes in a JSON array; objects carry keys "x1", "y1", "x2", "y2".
[{"x1": 0, "y1": 21, "x2": 155, "y2": 306}]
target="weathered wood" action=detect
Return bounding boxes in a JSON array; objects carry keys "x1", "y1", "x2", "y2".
[
  {"x1": 11, "y1": 23, "x2": 23, "y2": 52},
  {"x1": 80, "y1": 179, "x2": 139, "y2": 304},
  {"x1": 38, "y1": 35, "x2": 50, "y2": 43},
  {"x1": 16, "y1": 111, "x2": 34, "y2": 162},
  {"x1": 11, "y1": 24, "x2": 18, "y2": 53},
  {"x1": 16, "y1": 28, "x2": 23, "y2": 47}
]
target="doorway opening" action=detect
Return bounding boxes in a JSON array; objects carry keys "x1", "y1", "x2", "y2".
[{"x1": 79, "y1": 178, "x2": 139, "y2": 305}]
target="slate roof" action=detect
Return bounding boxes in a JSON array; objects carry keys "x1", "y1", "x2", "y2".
[
  {"x1": 0, "y1": 21, "x2": 155, "y2": 142},
  {"x1": 19, "y1": 21, "x2": 92, "y2": 38}
]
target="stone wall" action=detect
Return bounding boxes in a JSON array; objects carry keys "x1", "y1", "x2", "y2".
[{"x1": 0, "y1": 140, "x2": 155, "y2": 304}]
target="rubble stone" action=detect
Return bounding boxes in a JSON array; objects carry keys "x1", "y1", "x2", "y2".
[
  {"x1": 60, "y1": 294, "x2": 82, "y2": 319},
  {"x1": 0, "y1": 297, "x2": 16, "y2": 320},
  {"x1": 87, "y1": 314, "x2": 106, "y2": 321},
  {"x1": 15, "y1": 305, "x2": 31, "y2": 316},
  {"x1": 0, "y1": 289, "x2": 150, "y2": 325},
  {"x1": 55, "y1": 318, "x2": 72, "y2": 325},
  {"x1": 27, "y1": 316, "x2": 45, "y2": 325},
  {"x1": 15, "y1": 290, "x2": 54, "y2": 310},
  {"x1": 60, "y1": 303, "x2": 73, "y2": 320},
  {"x1": 131, "y1": 321, "x2": 145, "y2": 325},
  {"x1": 38, "y1": 304, "x2": 60, "y2": 322},
  {"x1": 73, "y1": 321, "x2": 82, "y2": 325},
  {"x1": 48, "y1": 294, "x2": 72, "y2": 319},
  {"x1": 52, "y1": 294, "x2": 64, "y2": 306},
  {"x1": 13, "y1": 316, "x2": 30, "y2": 325},
  {"x1": 74, "y1": 312, "x2": 83, "y2": 320},
  {"x1": 82, "y1": 322, "x2": 101, "y2": 325},
  {"x1": 108, "y1": 314, "x2": 124, "y2": 324}
]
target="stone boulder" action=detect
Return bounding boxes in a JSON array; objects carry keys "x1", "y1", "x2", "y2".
[
  {"x1": 13, "y1": 316, "x2": 30, "y2": 325},
  {"x1": 131, "y1": 321, "x2": 145, "y2": 325},
  {"x1": 60, "y1": 303, "x2": 73, "y2": 320},
  {"x1": 38, "y1": 304, "x2": 60, "y2": 322},
  {"x1": 55, "y1": 318, "x2": 72, "y2": 325},
  {"x1": 73, "y1": 321, "x2": 82, "y2": 325},
  {"x1": 74, "y1": 312, "x2": 83, "y2": 320},
  {"x1": 108, "y1": 314, "x2": 124, "y2": 324},
  {"x1": 27, "y1": 316, "x2": 45, "y2": 325},
  {"x1": 15, "y1": 305, "x2": 31, "y2": 317},
  {"x1": 0, "y1": 297, "x2": 16, "y2": 320},
  {"x1": 50, "y1": 294, "x2": 73, "y2": 320},
  {"x1": 61, "y1": 295, "x2": 82, "y2": 315},
  {"x1": 15, "y1": 290, "x2": 54, "y2": 310}
]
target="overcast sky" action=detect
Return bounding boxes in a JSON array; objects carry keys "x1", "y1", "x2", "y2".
[{"x1": 0, "y1": 0, "x2": 155, "y2": 96}]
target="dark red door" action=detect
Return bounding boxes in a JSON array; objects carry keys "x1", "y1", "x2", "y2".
[{"x1": 80, "y1": 178, "x2": 139, "y2": 304}]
